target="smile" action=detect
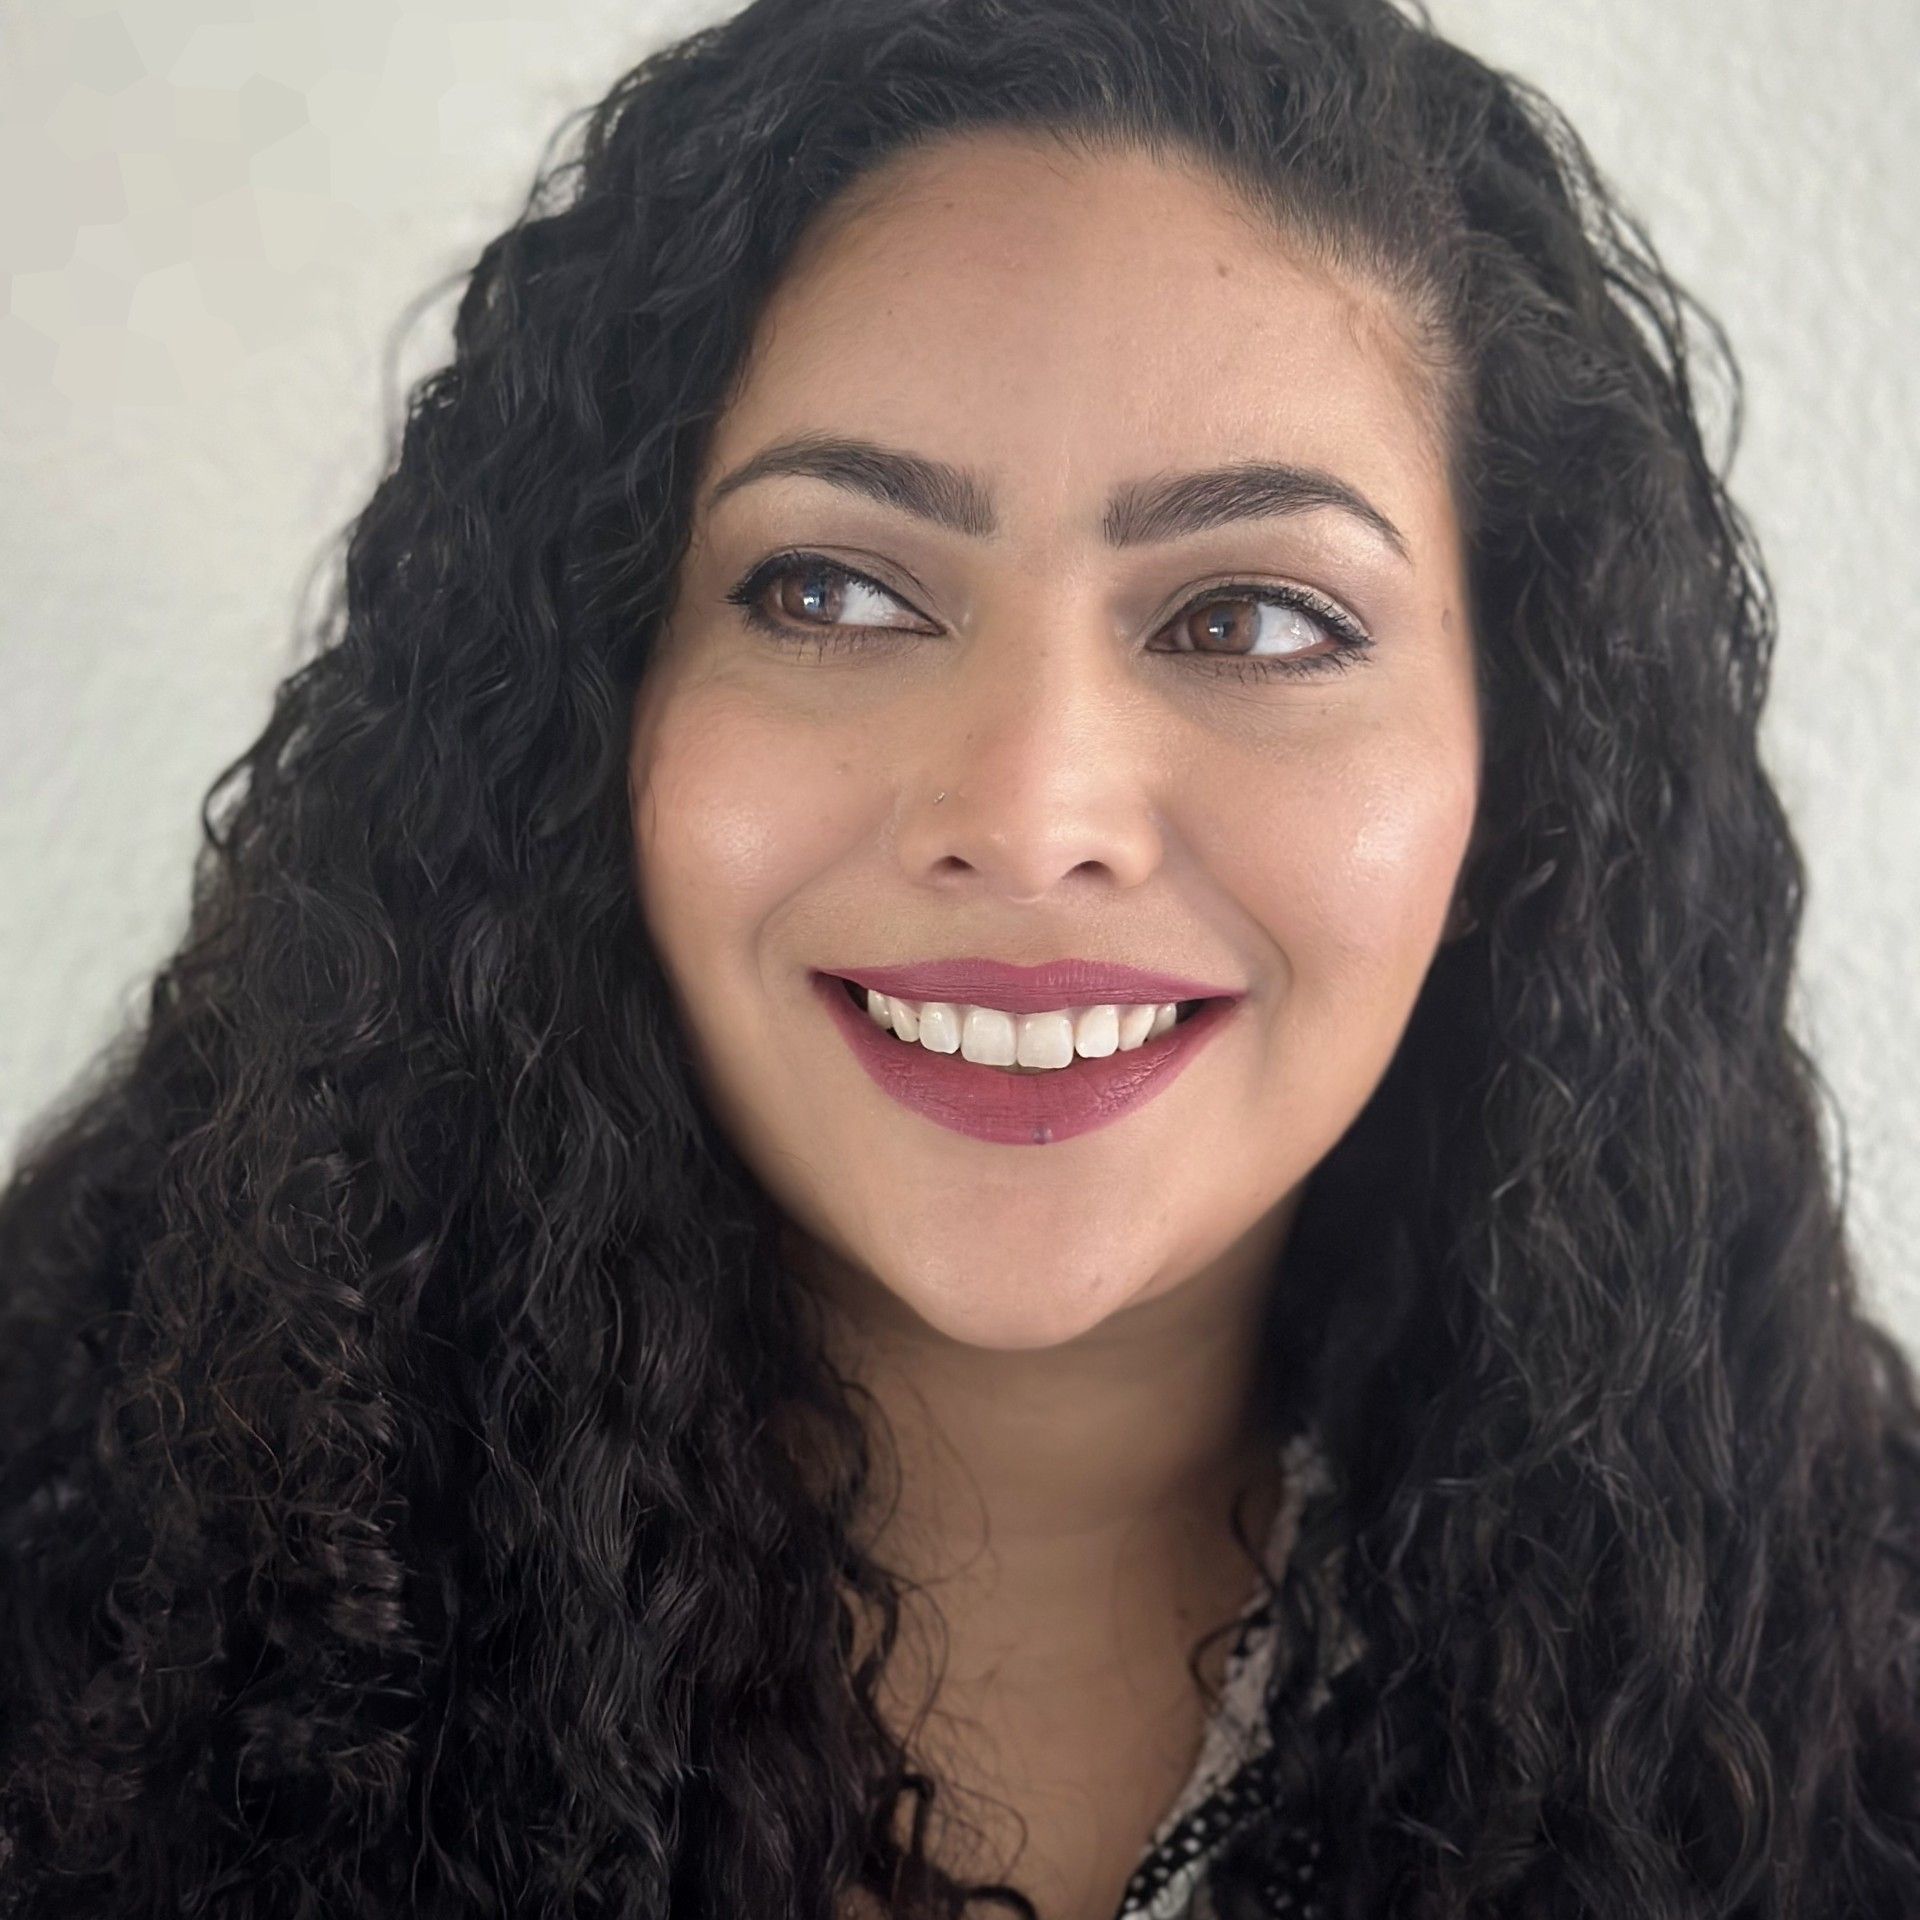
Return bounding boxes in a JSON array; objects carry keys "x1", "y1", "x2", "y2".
[{"x1": 811, "y1": 970, "x2": 1238, "y2": 1147}]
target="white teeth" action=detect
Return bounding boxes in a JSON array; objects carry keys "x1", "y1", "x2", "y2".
[
  {"x1": 960, "y1": 1005, "x2": 1016, "y2": 1066},
  {"x1": 857, "y1": 987, "x2": 1188, "y2": 1071},
  {"x1": 916, "y1": 1001, "x2": 961, "y2": 1053},
  {"x1": 1073, "y1": 1003, "x2": 1119, "y2": 1058},
  {"x1": 1014, "y1": 1011, "x2": 1075, "y2": 1069}
]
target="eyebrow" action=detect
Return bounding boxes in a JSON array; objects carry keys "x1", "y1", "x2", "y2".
[{"x1": 703, "y1": 432, "x2": 1412, "y2": 565}]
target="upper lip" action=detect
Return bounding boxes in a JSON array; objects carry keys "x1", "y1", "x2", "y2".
[{"x1": 819, "y1": 957, "x2": 1244, "y2": 1013}]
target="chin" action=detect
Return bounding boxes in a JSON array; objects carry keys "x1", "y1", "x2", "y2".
[
  {"x1": 904, "y1": 1294, "x2": 1128, "y2": 1352},
  {"x1": 871, "y1": 1237, "x2": 1158, "y2": 1351}
]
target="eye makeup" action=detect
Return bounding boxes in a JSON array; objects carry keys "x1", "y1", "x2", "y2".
[{"x1": 723, "y1": 548, "x2": 1375, "y2": 685}]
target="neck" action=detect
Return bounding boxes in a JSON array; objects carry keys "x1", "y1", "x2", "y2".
[{"x1": 784, "y1": 1206, "x2": 1301, "y2": 1667}]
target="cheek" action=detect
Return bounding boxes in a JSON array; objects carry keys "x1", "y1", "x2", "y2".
[
  {"x1": 1216, "y1": 731, "x2": 1477, "y2": 980},
  {"x1": 629, "y1": 677, "x2": 863, "y2": 960}
]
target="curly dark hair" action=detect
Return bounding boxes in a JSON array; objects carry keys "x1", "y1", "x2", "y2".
[{"x1": 3, "y1": 0, "x2": 1916, "y2": 1914}]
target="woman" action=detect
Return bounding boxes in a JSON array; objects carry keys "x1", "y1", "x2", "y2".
[{"x1": 2, "y1": 0, "x2": 1916, "y2": 1914}]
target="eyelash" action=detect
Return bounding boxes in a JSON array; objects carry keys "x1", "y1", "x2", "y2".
[{"x1": 723, "y1": 549, "x2": 1373, "y2": 684}]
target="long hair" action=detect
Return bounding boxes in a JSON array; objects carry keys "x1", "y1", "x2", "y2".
[{"x1": 3, "y1": 0, "x2": 1916, "y2": 1913}]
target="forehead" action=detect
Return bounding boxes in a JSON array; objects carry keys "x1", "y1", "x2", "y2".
[{"x1": 706, "y1": 131, "x2": 1453, "y2": 545}]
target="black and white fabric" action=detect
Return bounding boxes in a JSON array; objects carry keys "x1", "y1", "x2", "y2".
[{"x1": 1111, "y1": 1426, "x2": 1362, "y2": 1919}]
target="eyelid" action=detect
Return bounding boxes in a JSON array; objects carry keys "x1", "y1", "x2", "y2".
[
  {"x1": 732, "y1": 550, "x2": 940, "y2": 628},
  {"x1": 1157, "y1": 573, "x2": 1371, "y2": 647}
]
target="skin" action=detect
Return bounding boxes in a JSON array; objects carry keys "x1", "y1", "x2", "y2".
[{"x1": 629, "y1": 132, "x2": 1481, "y2": 1919}]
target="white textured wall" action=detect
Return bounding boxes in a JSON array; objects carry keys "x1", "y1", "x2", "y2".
[{"x1": 2, "y1": 2, "x2": 1914, "y2": 1353}]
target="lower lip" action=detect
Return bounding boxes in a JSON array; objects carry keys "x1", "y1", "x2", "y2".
[{"x1": 810, "y1": 972, "x2": 1239, "y2": 1147}]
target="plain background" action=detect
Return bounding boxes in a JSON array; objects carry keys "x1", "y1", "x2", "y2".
[{"x1": 2, "y1": 2, "x2": 1915, "y2": 1357}]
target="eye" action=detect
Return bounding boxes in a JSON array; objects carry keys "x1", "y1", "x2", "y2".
[
  {"x1": 1149, "y1": 584, "x2": 1373, "y2": 680},
  {"x1": 724, "y1": 552, "x2": 937, "y2": 652},
  {"x1": 724, "y1": 550, "x2": 1374, "y2": 683}
]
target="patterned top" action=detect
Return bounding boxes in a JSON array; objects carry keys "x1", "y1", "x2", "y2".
[{"x1": 1111, "y1": 1426, "x2": 1364, "y2": 1919}]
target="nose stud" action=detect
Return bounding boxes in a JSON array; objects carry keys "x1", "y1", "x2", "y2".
[{"x1": 934, "y1": 790, "x2": 947, "y2": 805}]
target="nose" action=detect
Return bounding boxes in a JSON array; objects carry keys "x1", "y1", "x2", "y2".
[{"x1": 890, "y1": 607, "x2": 1166, "y2": 903}]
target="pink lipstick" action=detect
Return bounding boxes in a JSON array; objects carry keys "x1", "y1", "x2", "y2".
[
  {"x1": 828, "y1": 955, "x2": 1239, "y2": 1013},
  {"x1": 810, "y1": 962, "x2": 1242, "y2": 1147}
]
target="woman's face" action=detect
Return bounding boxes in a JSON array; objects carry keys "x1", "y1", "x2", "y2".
[{"x1": 629, "y1": 133, "x2": 1480, "y2": 1352}]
